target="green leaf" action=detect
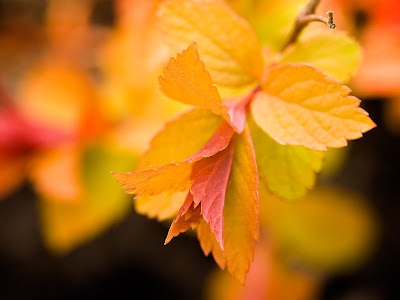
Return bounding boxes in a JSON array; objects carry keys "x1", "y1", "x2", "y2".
[
  {"x1": 249, "y1": 116, "x2": 324, "y2": 201},
  {"x1": 280, "y1": 29, "x2": 361, "y2": 82}
]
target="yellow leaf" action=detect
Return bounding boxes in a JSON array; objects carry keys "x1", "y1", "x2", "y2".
[
  {"x1": 159, "y1": 42, "x2": 230, "y2": 122},
  {"x1": 39, "y1": 195, "x2": 131, "y2": 254},
  {"x1": 261, "y1": 186, "x2": 378, "y2": 273},
  {"x1": 139, "y1": 108, "x2": 222, "y2": 169},
  {"x1": 251, "y1": 64, "x2": 376, "y2": 151},
  {"x1": 280, "y1": 29, "x2": 361, "y2": 82},
  {"x1": 157, "y1": 0, "x2": 264, "y2": 88},
  {"x1": 248, "y1": 116, "x2": 324, "y2": 201},
  {"x1": 135, "y1": 191, "x2": 188, "y2": 221}
]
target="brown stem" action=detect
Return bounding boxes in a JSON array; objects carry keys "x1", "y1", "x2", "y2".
[{"x1": 282, "y1": 0, "x2": 335, "y2": 51}]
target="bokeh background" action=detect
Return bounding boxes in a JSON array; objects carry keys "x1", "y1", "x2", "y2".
[{"x1": 0, "y1": 0, "x2": 399, "y2": 299}]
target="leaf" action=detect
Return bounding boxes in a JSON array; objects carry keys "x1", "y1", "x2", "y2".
[
  {"x1": 190, "y1": 137, "x2": 236, "y2": 249},
  {"x1": 223, "y1": 125, "x2": 259, "y2": 283},
  {"x1": 159, "y1": 42, "x2": 231, "y2": 123},
  {"x1": 0, "y1": 106, "x2": 70, "y2": 151},
  {"x1": 113, "y1": 163, "x2": 192, "y2": 198},
  {"x1": 251, "y1": 0, "x2": 308, "y2": 51},
  {"x1": 197, "y1": 220, "x2": 226, "y2": 269},
  {"x1": 266, "y1": 187, "x2": 378, "y2": 273},
  {"x1": 280, "y1": 29, "x2": 361, "y2": 82},
  {"x1": 135, "y1": 191, "x2": 188, "y2": 221},
  {"x1": 16, "y1": 62, "x2": 100, "y2": 137},
  {"x1": 112, "y1": 121, "x2": 234, "y2": 198},
  {"x1": 165, "y1": 192, "x2": 202, "y2": 244},
  {"x1": 30, "y1": 147, "x2": 82, "y2": 203},
  {"x1": 224, "y1": 93, "x2": 254, "y2": 134},
  {"x1": 139, "y1": 108, "x2": 222, "y2": 169},
  {"x1": 197, "y1": 126, "x2": 259, "y2": 283},
  {"x1": 251, "y1": 63, "x2": 376, "y2": 151},
  {"x1": 248, "y1": 116, "x2": 324, "y2": 201},
  {"x1": 157, "y1": 0, "x2": 264, "y2": 88},
  {"x1": 39, "y1": 145, "x2": 137, "y2": 254},
  {"x1": 158, "y1": 43, "x2": 248, "y2": 133}
]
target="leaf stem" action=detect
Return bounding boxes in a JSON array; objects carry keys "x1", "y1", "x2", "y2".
[{"x1": 282, "y1": 0, "x2": 335, "y2": 51}]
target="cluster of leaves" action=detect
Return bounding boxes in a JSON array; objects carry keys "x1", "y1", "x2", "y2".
[{"x1": 113, "y1": 0, "x2": 375, "y2": 282}]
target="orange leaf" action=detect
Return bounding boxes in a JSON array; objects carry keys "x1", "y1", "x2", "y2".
[
  {"x1": 159, "y1": 42, "x2": 231, "y2": 124},
  {"x1": 165, "y1": 192, "x2": 202, "y2": 244},
  {"x1": 197, "y1": 220, "x2": 226, "y2": 270},
  {"x1": 190, "y1": 136, "x2": 236, "y2": 249},
  {"x1": 112, "y1": 121, "x2": 234, "y2": 198},
  {"x1": 30, "y1": 147, "x2": 82, "y2": 203},
  {"x1": 223, "y1": 125, "x2": 259, "y2": 283},
  {"x1": 251, "y1": 63, "x2": 376, "y2": 151}
]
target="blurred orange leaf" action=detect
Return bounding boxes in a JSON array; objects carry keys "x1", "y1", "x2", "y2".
[
  {"x1": 30, "y1": 147, "x2": 81, "y2": 203},
  {"x1": 39, "y1": 144, "x2": 137, "y2": 254}
]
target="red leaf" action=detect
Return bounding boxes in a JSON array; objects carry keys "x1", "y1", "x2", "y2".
[
  {"x1": 190, "y1": 136, "x2": 236, "y2": 250},
  {"x1": 224, "y1": 88, "x2": 258, "y2": 133}
]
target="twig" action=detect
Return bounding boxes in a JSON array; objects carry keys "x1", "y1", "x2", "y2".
[{"x1": 282, "y1": 0, "x2": 335, "y2": 51}]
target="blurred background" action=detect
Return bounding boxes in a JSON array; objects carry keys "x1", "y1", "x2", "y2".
[{"x1": 0, "y1": 0, "x2": 399, "y2": 299}]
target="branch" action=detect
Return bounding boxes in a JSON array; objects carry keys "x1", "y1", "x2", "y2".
[{"x1": 282, "y1": 0, "x2": 335, "y2": 51}]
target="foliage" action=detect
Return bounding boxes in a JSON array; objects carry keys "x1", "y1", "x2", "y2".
[{"x1": 113, "y1": 0, "x2": 375, "y2": 282}]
